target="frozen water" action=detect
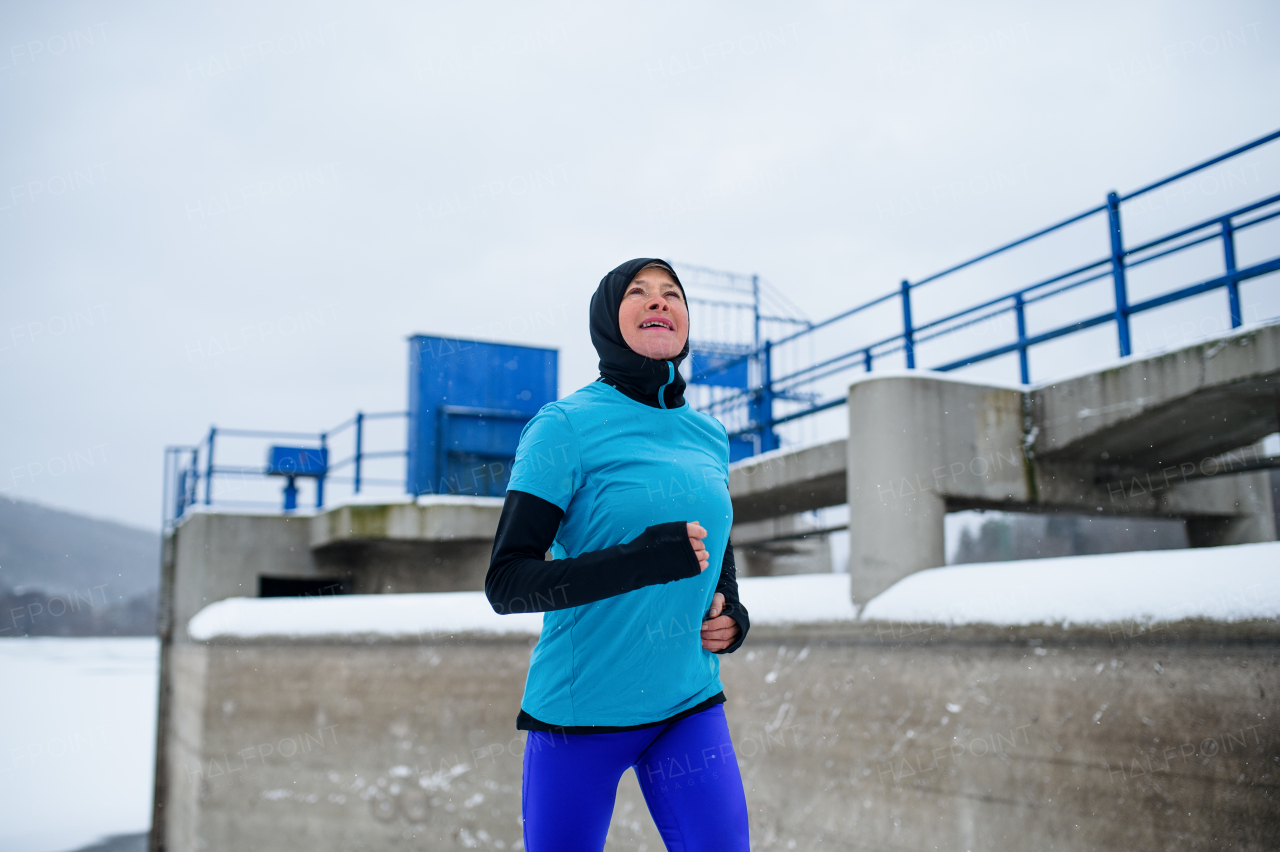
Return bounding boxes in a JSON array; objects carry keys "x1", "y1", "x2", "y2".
[{"x1": 0, "y1": 638, "x2": 158, "y2": 852}]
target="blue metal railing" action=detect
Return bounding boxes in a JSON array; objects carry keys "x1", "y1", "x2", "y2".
[
  {"x1": 692, "y1": 128, "x2": 1280, "y2": 448},
  {"x1": 163, "y1": 409, "x2": 407, "y2": 528},
  {"x1": 164, "y1": 130, "x2": 1280, "y2": 519}
]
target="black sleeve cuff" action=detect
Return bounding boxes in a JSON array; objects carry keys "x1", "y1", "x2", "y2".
[
  {"x1": 633, "y1": 520, "x2": 703, "y2": 582},
  {"x1": 711, "y1": 539, "x2": 749, "y2": 654},
  {"x1": 486, "y1": 490, "x2": 703, "y2": 614},
  {"x1": 715, "y1": 599, "x2": 750, "y2": 655}
]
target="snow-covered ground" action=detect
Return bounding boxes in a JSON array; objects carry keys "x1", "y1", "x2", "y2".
[{"x1": 0, "y1": 638, "x2": 158, "y2": 852}]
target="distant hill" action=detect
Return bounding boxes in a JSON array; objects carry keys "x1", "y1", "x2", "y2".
[
  {"x1": 0, "y1": 498, "x2": 159, "y2": 637},
  {"x1": 65, "y1": 834, "x2": 147, "y2": 852}
]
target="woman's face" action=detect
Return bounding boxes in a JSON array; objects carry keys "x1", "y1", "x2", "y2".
[{"x1": 618, "y1": 267, "x2": 689, "y2": 360}]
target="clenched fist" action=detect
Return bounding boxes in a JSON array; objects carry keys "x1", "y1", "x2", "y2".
[{"x1": 701, "y1": 592, "x2": 741, "y2": 652}]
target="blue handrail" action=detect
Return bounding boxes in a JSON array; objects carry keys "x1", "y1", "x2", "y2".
[
  {"x1": 708, "y1": 128, "x2": 1280, "y2": 450},
  {"x1": 163, "y1": 409, "x2": 408, "y2": 527},
  {"x1": 1119, "y1": 129, "x2": 1280, "y2": 201}
]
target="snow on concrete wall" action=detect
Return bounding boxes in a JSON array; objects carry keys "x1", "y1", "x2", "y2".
[
  {"x1": 861, "y1": 540, "x2": 1280, "y2": 625},
  {"x1": 187, "y1": 540, "x2": 1280, "y2": 639}
]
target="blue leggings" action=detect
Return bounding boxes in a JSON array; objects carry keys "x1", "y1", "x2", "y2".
[{"x1": 521, "y1": 703, "x2": 750, "y2": 851}]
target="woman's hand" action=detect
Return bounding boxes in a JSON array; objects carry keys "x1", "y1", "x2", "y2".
[
  {"x1": 687, "y1": 521, "x2": 709, "y2": 571},
  {"x1": 701, "y1": 592, "x2": 741, "y2": 651}
]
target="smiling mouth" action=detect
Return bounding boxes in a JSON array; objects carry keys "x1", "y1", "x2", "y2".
[{"x1": 639, "y1": 319, "x2": 674, "y2": 331}]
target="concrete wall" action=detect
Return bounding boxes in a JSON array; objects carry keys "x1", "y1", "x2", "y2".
[
  {"x1": 161, "y1": 621, "x2": 1280, "y2": 851},
  {"x1": 309, "y1": 500, "x2": 503, "y2": 549},
  {"x1": 310, "y1": 499, "x2": 504, "y2": 593},
  {"x1": 168, "y1": 512, "x2": 319, "y2": 644},
  {"x1": 313, "y1": 541, "x2": 494, "y2": 594},
  {"x1": 732, "y1": 514, "x2": 835, "y2": 577},
  {"x1": 152, "y1": 503, "x2": 504, "y2": 851}
]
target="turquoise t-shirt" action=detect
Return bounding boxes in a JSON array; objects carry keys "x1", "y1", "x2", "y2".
[{"x1": 506, "y1": 380, "x2": 734, "y2": 727}]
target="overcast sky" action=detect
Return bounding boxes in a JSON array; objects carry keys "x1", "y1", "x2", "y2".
[{"x1": 2, "y1": 0, "x2": 1278, "y2": 532}]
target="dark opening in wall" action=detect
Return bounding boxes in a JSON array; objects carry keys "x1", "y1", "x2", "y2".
[{"x1": 258, "y1": 576, "x2": 349, "y2": 598}]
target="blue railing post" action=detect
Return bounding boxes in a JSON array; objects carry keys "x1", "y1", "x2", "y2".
[
  {"x1": 759, "y1": 341, "x2": 778, "y2": 453},
  {"x1": 353, "y1": 411, "x2": 364, "y2": 494},
  {"x1": 751, "y1": 274, "x2": 761, "y2": 348},
  {"x1": 175, "y1": 469, "x2": 185, "y2": 521},
  {"x1": 900, "y1": 280, "x2": 916, "y2": 368},
  {"x1": 863, "y1": 348, "x2": 872, "y2": 372},
  {"x1": 1106, "y1": 191, "x2": 1132, "y2": 357},
  {"x1": 1014, "y1": 291, "x2": 1030, "y2": 384},
  {"x1": 166, "y1": 450, "x2": 181, "y2": 523},
  {"x1": 204, "y1": 427, "x2": 216, "y2": 505},
  {"x1": 1222, "y1": 218, "x2": 1242, "y2": 327},
  {"x1": 186, "y1": 448, "x2": 197, "y2": 516},
  {"x1": 316, "y1": 433, "x2": 327, "y2": 508}
]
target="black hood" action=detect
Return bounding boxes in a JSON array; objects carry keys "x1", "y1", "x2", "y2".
[{"x1": 589, "y1": 257, "x2": 689, "y2": 409}]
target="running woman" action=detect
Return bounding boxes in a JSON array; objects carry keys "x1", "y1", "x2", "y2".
[{"x1": 486, "y1": 257, "x2": 751, "y2": 850}]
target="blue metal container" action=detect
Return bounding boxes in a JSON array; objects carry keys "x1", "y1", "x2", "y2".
[
  {"x1": 266, "y1": 446, "x2": 329, "y2": 476},
  {"x1": 688, "y1": 347, "x2": 750, "y2": 388},
  {"x1": 407, "y1": 335, "x2": 557, "y2": 497}
]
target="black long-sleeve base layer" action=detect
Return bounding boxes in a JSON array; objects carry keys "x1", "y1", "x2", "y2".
[{"x1": 485, "y1": 489, "x2": 750, "y2": 734}]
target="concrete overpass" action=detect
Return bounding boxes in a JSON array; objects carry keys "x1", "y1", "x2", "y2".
[{"x1": 729, "y1": 321, "x2": 1280, "y2": 603}]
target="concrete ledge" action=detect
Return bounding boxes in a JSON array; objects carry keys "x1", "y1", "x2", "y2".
[
  {"x1": 309, "y1": 496, "x2": 504, "y2": 549},
  {"x1": 1032, "y1": 321, "x2": 1280, "y2": 466},
  {"x1": 728, "y1": 438, "x2": 846, "y2": 523}
]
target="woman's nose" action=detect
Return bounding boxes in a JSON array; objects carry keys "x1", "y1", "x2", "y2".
[{"x1": 647, "y1": 296, "x2": 668, "y2": 311}]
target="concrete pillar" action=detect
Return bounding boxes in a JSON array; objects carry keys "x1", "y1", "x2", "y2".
[{"x1": 845, "y1": 375, "x2": 1028, "y2": 606}]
